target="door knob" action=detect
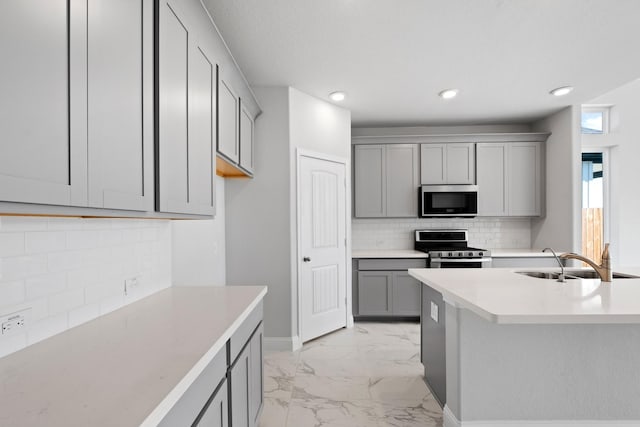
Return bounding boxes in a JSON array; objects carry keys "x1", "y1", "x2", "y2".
[{"x1": 303, "y1": 257, "x2": 311, "y2": 262}]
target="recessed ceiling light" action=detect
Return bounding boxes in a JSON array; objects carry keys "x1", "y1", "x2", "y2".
[
  {"x1": 549, "y1": 86, "x2": 574, "y2": 97},
  {"x1": 438, "y1": 89, "x2": 459, "y2": 99},
  {"x1": 329, "y1": 91, "x2": 346, "y2": 102}
]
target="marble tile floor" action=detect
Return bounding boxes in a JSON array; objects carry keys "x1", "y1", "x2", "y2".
[{"x1": 259, "y1": 321, "x2": 443, "y2": 427}]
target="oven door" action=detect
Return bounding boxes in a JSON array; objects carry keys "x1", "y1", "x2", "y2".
[{"x1": 430, "y1": 257, "x2": 492, "y2": 268}]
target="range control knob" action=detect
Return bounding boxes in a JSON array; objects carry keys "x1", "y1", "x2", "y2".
[
  {"x1": 448, "y1": 252, "x2": 453, "y2": 257},
  {"x1": 468, "y1": 252, "x2": 473, "y2": 257},
  {"x1": 479, "y1": 252, "x2": 484, "y2": 257}
]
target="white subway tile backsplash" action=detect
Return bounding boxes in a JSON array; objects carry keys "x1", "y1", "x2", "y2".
[
  {"x1": 0, "y1": 233, "x2": 25, "y2": 257},
  {"x1": 0, "y1": 217, "x2": 172, "y2": 359},
  {"x1": 0, "y1": 281, "x2": 25, "y2": 308},
  {"x1": 0, "y1": 217, "x2": 48, "y2": 232},
  {"x1": 1, "y1": 254, "x2": 48, "y2": 281},
  {"x1": 48, "y1": 288, "x2": 84, "y2": 316},
  {"x1": 24, "y1": 231, "x2": 66, "y2": 254},
  {"x1": 25, "y1": 272, "x2": 67, "y2": 300},
  {"x1": 66, "y1": 230, "x2": 100, "y2": 250},
  {"x1": 352, "y1": 218, "x2": 531, "y2": 250}
]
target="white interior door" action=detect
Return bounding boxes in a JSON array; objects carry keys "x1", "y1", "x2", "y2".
[{"x1": 299, "y1": 154, "x2": 347, "y2": 342}]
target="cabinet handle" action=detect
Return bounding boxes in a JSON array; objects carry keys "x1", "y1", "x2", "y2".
[{"x1": 303, "y1": 257, "x2": 311, "y2": 262}]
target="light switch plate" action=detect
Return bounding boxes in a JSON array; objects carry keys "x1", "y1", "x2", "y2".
[{"x1": 430, "y1": 301, "x2": 439, "y2": 322}]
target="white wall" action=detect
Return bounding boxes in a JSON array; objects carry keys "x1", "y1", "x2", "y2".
[
  {"x1": 531, "y1": 106, "x2": 581, "y2": 252},
  {"x1": 583, "y1": 79, "x2": 640, "y2": 267},
  {"x1": 226, "y1": 87, "x2": 293, "y2": 340},
  {"x1": 0, "y1": 217, "x2": 172, "y2": 358},
  {"x1": 172, "y1": 177, "x2": 227, "y2": 286}
]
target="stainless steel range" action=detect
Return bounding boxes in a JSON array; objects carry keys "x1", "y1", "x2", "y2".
[{"x1": 414, "y1": 229, "x2": 492, "y2": 268}]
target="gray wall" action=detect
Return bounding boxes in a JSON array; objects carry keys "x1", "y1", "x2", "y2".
[
  {"x1": 225, "y1": 87, "x2": 292, "y2": 338},
  {"x1": 352, "y1": 124, "x2": 531, "y2": 137},
  {"x1": 531, "y1": 106, "x2": 581, "y2": 252},
  {"x1": 172, "y1": 177, "x2": 227, "y2": 287},
  {"x1": 225, "y1": 86, "x2": 351, "y2": 343},
  {"x1": 288, "y1": 88, "x2": 352, "y2": 338},
  {"x1": 447, "y1": 307, "x2": 640, "y2": 421},
  {"x1": 583, "y1": 79, "x2": 640, "y2": 267}
]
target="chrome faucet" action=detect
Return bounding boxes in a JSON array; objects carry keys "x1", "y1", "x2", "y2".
[
  {"x1": 560, "y1": 243, "x2": 612, "y2": 282},
  {"x1": 543, "y1": 248, "x2": 565, "y2": 282}
]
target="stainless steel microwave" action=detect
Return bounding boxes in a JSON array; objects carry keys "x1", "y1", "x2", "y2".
[{"x1": 419, "y1": 185, "x2": 478, "y2": 217}]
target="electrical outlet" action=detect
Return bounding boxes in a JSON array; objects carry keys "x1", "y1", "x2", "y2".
[
  {"x1": 430, "y1": 301, "x2": 439, "y2": 323},
  {"x1": 124, "y1": 276, "x2": 140, "y2": 296},
  {"x1": 1, "y1": 308, "x2": 31, "y2": 336}
]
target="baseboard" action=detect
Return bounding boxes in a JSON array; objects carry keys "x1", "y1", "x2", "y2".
[
  {"x1": 443, "y1": 405, "x2": 640, "y2": 427},
  {"x1": 263, "y1": 335, "x2": 302, "y2": 352}
]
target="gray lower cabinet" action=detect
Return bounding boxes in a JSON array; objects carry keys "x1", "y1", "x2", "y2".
[
  {"x1": 421, "y1": 283, "x2": 446, "y2": 406},
  {"x1": 354, "y1": 259, "x2": 425, "y2": 317},
  {"x1": 195, "y1": 379, "x2": 229, "y2": 427},
  {"x1": 159, "y1": 304, "x2": 263, "y2": 427},
  {"x1": 157, "y1": 0, "x2": 216, "y2": 216},
  {"x1": 229, "y1": 322, "x2": 264, "y2": 427}
]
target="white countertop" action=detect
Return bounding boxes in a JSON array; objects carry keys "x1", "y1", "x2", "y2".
[
  {"x1": 409, "y1": 267, "x2": 640, "y2": 324},
  {"x1": 352, "y1": 249, "x2": 428, "y2": 258},
  {"x1": 0, "y1": 286, "x2": 267, "y2": 427}
]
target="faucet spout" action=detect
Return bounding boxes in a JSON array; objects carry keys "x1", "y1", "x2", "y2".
[
  {"x1": 559, "y1": 243, "x2": 612, "y2": 282},
  {"x1": 543, "y1": 248, "x2": 565, "y2": 282}
]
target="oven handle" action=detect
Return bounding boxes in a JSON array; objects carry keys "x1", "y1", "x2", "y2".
[{"x1": 430, "y1": 257, "x2": 493, "y2": 263}]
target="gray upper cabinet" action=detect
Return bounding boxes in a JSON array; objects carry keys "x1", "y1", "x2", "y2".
[
  {"x1": 218, "y1": 77, "x2": 240, "y2": 164},
  {"x1": 0, "y1": 0, "x2": 87, "y2": 207},
  {"x1": 239, "y1": 101, "x2": 255, "y2": 175},
  {"x1": 87, "y1": 0, "x2": 153, "y2": 211},
  {"x1": 477, "y1": 141, "x2": 543, "y2": 217},
  {"x1": 157, "y1": 0, "x2": 216, "y2": 216},
  {"x1": 420, "y1": 143, "x2": 475, "y2": 185},
  {"x1": 354, "y1": 144, "x2": 419, "y2": 218},
  {"x1": 0, "y1": 0, "x2": 153, "y2": 212},
  {"x1": 476, "y1": 143, "x2": 507, "y2": 216},
  {"x1": 508, "y1": 142, "x2": 542, "y2": 216}
]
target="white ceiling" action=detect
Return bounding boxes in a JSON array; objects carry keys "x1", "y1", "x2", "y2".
[{"x1": 203, "y1": 0, "x2": 640, "y2": 127}]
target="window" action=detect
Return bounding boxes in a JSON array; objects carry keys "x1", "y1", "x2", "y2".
[{"x1": 581, "y1": 106, "x2": 610, "y2": 134}]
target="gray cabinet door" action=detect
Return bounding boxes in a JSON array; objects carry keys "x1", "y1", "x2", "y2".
[
  {"x1": 476, "y1": 143, "x2": 508, "y2": 216},
  {"x1": 357, "y1": 271, "x2": 393, "y2": 315},
  {"x1": 386, "y1": 144, "x2": 419, "y2": 217},
  {"x1": 446, "y1": 143, "x2": 475, "y2": 184},
  {"x1": 421, "y1": 143, "x2": 475, "y2": 185},
  {"x1": 354, "y1": 145, "x2": 386, "y2": 217},
  {"x1": 195, "y1": 380, "x2": 229, "y2": 427},
  {"x1": 0, "y1": 0, "x2": 87, "y2": 206},
  {"x1": 239, "y1": 102, "x2": 255, "y2": 174},
  {"x1": 87, "y1": 0, "x2": 153, "y2": 211},
  {"x1": 249, "y1": 323, "x2": 264, "y2": 427},
  {"x1": 392, "y1": 272, "x2": 421, "y2": 316},
  {"x1": 218, "y1": 78, "x2": 240, "y2": 164},
  {"x1": 508, "y1": 142, "x2": 541, "y2": 216},
  {"x1": 157, "y1": 0, "x2": 216, "y2": 215},
  {"x1": 420, "y1": 144, "x2": 446, "y2": 185},
  {"x1": 230, "y1": 344, "x2": 250, "y2": 427}
]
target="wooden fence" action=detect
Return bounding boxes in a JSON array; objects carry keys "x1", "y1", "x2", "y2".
[{"x1": 582, "y1": 208, "x2": 603, "y2": 264}]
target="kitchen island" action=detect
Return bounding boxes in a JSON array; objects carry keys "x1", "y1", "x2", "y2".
[{"x1": 409, "y1": 267, "x2": 640, "y2": 427}]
